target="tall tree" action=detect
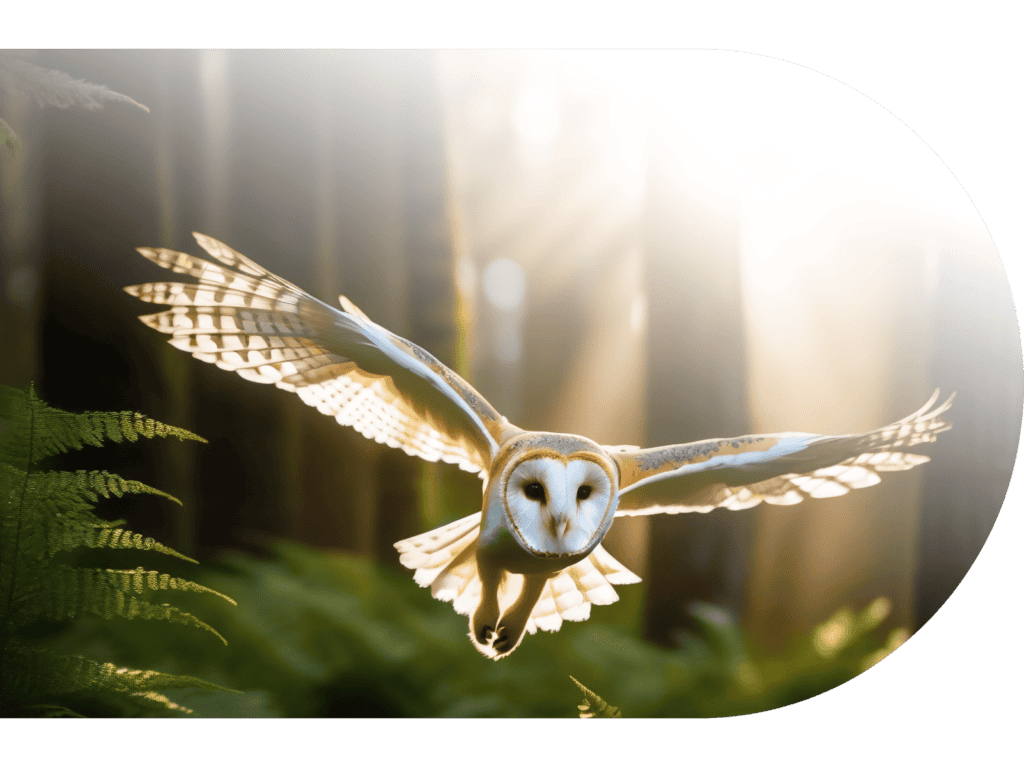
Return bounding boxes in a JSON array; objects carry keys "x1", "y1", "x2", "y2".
[{"x1": 640, "y1": 134, "x2": 753, "y2": 647}]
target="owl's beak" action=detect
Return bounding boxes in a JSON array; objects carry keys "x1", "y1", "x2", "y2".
[{"x1": 543, "y1": 512, "x2": 575, "y2": 554}]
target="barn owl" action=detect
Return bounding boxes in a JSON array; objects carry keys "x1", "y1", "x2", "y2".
[{"x1": 125, "y1": 233, "x2": 953, "y2": 660}]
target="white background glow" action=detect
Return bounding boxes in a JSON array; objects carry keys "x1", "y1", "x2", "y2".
[{"x1": 482, "y1": 257, "x2": 526, "y2": 310}]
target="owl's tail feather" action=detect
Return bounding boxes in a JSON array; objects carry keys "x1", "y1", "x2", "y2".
[
  {"x1": 394, "y1": 513, "x2": 642, "y2": 645},
  {"x1": 394, "y1": 512, "x2": 483, "y2": 616},
  {"x1": 525, "y1": 545, "x2": 641, "y2": 634}
]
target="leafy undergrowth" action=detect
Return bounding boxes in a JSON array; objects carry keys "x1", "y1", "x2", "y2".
[
  {"x1": 58, "y1": 538, "x2": 909, "y2": 717},
  {"x1": 0, "y1": 385, "x2": 235, "y2": 717}
]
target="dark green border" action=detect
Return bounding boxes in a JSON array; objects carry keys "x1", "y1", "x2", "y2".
[{"x1": 2, "y1": 2, "x2": 1024, "y2": 761}]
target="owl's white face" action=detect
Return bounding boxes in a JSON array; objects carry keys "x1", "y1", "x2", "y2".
[{"x1": 500, "y1": 444, "x2": 618, "y2": 559}]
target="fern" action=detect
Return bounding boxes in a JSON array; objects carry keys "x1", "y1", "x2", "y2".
[
  {"x1": 570, "y1": 676, "x2": 622, "y2": 718},
  {"x1": 5, "y1": 645, "x2": 229, "y2": 716},
  {"x1": 0, "y1": 384, "x2": 236, "y2": 716}
]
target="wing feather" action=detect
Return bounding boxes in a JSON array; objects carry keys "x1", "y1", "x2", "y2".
[
  {"x1": 126, "y1": 233, "x2": 512, "y2": 476},
  {"x1": 613, "y1": 391, "x2": 953, "y2": 515}
]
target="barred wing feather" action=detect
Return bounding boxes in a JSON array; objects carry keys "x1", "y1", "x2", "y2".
[
  {"x1": 125, "y1": 233, "x2": 506, "y2": 476},
  {"x1": 613, "y1": 391, "x2": 953, "y2": 515}
]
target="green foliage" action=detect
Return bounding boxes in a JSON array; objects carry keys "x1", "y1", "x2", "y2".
[
  {"x1": 0, "y1": 118, "x2": 20, "y2": 158},
  {"x1": 67, "y1": 538, "x2": 911, "y2": 718},
  {"x1": 4, "y1": 644, "x2": 229, "y2": 715},
  {"x1": 571, "y1": 676, "x2": 621, "y2": 718},
  {"x1": 0, "y1": 384, "x2": 235, "y2": 716}
]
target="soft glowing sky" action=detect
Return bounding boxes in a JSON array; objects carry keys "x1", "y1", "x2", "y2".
[{"x1": 551, "y1": 50, "x2": 980, "y2": 253}]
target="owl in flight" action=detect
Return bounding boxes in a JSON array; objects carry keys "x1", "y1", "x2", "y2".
[{"x1": 126, "y1": 233, "x2": 953, "y2": 660}]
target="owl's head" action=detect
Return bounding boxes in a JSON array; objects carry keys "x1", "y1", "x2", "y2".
[{"x1": 495, "y1": 434, "x2": 619, "y2": 559}]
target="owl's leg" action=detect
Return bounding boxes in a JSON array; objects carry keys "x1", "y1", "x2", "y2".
[
  {"x1": 471, "y1": 554, "x2": 502, "y2": 647},
  {"x1": 492, "y1": 574, "x2": 547, "y2": 658}
]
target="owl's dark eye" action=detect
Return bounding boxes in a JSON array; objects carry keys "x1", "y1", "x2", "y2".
[
  {"x1": 577, "y1": 485, "x2": 592, "y2": 500},
  {"x1": 524, "y1": 482, "x2": 546, "y2": 502}
]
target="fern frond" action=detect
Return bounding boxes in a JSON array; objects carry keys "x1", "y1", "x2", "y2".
[
  {"x1": 55, "y1": 525, "x2": 198, "y2": 564},
  {"x1": 570, "y1": 676, "x2": 622, "y2": 718},
  {"x1": 32, "y1": 467, "x2": 181, "y2": 515},
  {"x1": 32, "y1": 512, "x2": 197, "y2": 563},
  {"x1": 36, "y1": 468, "x2": 184, "y2": 546},
  {"x1": 0, "y1": 55, "x2": 150, "y2": 113},
  {"x1": 130, "y1": 691, "x2": 196, "y2": 715},
  {"x1": 12, "y1": 566, "x2": 235, "y2": 644},
  {"x1": 1, "y1": 464, "x2": 193, "y2": 563},
  {"x1": 0, "y1": 384, "x2": 205, "y2": 466},
  {"x1": 0, "y1": 384, "x2": 234, "y2": 716},
  {"x1": 63, "y1": 468, "x2": 182, "y2": 505},
  {"x1": 5, "y1": 643, "x2": 236, "y2": 714}
]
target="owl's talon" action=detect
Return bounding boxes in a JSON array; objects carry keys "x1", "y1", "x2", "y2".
[{"x1": 492, "y1": 627, "x2": 511, "y2": 654}]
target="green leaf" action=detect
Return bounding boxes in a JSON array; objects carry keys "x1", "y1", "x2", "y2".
[
  {"x1": 0, "y1": 384, "x2": 206, "y2": 467},
  {"x1": 11, "y1": 566, "x2": 235, "y2": 644},
  {"x1": 1, "y1": 465, "x2": 194, "y2": 562},
  {"x1": 0, "y1": 384, "x2": 234, "y2": 716},
  {"x1": 570, "y1": 675, "x2": 622, "y2": 718},
  {"x1": 5, "y1": 643, "x2": 237, "y2": 715}
]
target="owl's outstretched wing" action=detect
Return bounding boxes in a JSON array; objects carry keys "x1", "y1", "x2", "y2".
[
  {"x1": 611, "y1": 391, "x2": 953, "y2": 515},
  {"x1": 125, "y1": 233, "x2": 509, "y2": 476}
]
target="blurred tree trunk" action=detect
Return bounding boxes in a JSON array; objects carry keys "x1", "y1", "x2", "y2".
[
  {"x1": 373, "y1": 50, "x2": 464, "y2": 563},
  {"x1": 293, "y1": 49, "x2": 399, "y2": 556},
  {"x1": 156, "y1": 49, "x2": 233, "y2": 555},
  {"x1": 641, "y1": 135, "x2": 753, "y2": 647},
  {"x1": 286, "y1": 51, "x2": 464, "y2": 562},
  {"x1": 915, "y1": 242, "x2": 1021, "y2": 628},
  {"x1": 0, "y1": 57, "x2": 43, "y2": 391},
  {"x1": 150, "y1": 51, "x2": 194, "y2": 555},
  {"x1": 741, "y1": 197, "x2": 945, "y2": 650},
  {"x1": 31, "y1": 51, "x2": 209, "y2": 556}
]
